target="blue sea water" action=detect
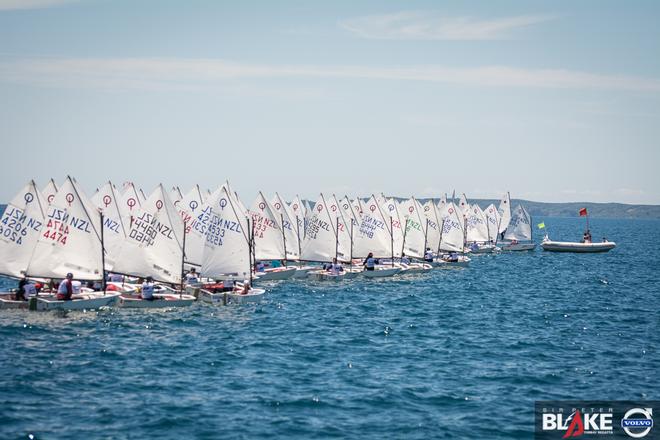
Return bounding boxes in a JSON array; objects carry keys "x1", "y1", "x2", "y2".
[{"x1": 0, "y1": 217, "x2": 658, "y2": 440}]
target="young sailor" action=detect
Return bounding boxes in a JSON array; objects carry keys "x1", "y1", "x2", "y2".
[
  {"x1": 400, "y1": 253, "x2": 410, "y2": 264},
  {"x1": 424, "y1": 248, "x2": 434, "y2": 263},
  {"x1": 363, "y1": 252, "x2": 376, "y2": 271},
  {"x1": 185, "y1": 268, "x2": 199, "y2": 285},
  {"x1": 329, "y1": 258, "x2": 343, "y2": 275},
  {"x1": 57, "y1": 273, "x2": 74, "y2": 301},
  {"x1": 141, "y1": 276, "x2": 156, "y2": 301}
]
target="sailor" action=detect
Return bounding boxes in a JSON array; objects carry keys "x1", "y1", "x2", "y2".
[
  {"x1": 15, "y1": 278, "x2": 28, "y2": 301},
  {"x1": 239, "y1": 280, "x2": 250, "y2": 295},
  {"x1": 445, "y1": 251, "x2": 459, "y2": 263},
  {"x1": 400, "y1": 253, "x2": 410, "y2": 264},
  {"x1": 329, "y1": 258, "x2": 343, "y2": 275},
  {"x1": 185, "y1": 268, "x2": 199, "y2": 285},
  {"x1": 424, "y1": 248, "x2": 434, "y2": 262},
  {"x1": 363, "y1": 252, "x2": 376, "y2": 271},
  {"x1": 222, "y1": 279, "x2": 235, "y2": 292},
  {"x1": 470, "y1": 241, "x2": 479, "y2": 252},
  {"x1": 255, "y1": 261, "x2": 266, "y2": 272},
  {"x1": 141, "y1": 276, "x2": 156, "y2": 301},
  {"x1": 57, "y1": 273, "x2": 74, "y2": 301}
]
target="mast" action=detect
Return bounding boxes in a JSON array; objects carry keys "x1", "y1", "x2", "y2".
[
  {"x1": 247, "y1": 217, "x2": 254, "y2": 285},
  {"x1": 180, "y1": 222, "x2": 186, "y2": 297},
  {"x1": 349, "y1": 219, "x2": 354, "y2": 266},
  {"x1": 100, "y1": 212, "x2": 106, "y2": 294},
  {"x1": 280, "y1": 213, "x2": 287, "y2": 266},
  {"x1": 295, "y1": 215, "x2": 302, "y2": 267},
  {"x1": 335, "y1": 217, "x2": 339, "y2": 260},
  {"x1": 390, "y1": 216, "x2": 394, "y2": 267},
  {"x1": 423, "y1": 218, "x2": 429, "y2": 256},
  {"x1": 437, "y1": 218, "x2": 445, "y2": 256}
]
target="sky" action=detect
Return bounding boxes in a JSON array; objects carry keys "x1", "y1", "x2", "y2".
[{"x1": 1, "y1": 0, "x2": 659, "y2": 205}]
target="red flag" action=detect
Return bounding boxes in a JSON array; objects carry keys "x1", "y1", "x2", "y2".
[{"x1": 579, "y1": 208, "x2": 588, "y2": 216}]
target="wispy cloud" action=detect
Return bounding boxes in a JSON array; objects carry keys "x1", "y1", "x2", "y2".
[
  {"x1": 339, "y1": 11, "x2": 555, "y2": 41},
  {"x1": 0, "y1": 0, "x2": 78, "y2": 11},
  {"x1": 1, "y1": 56, "x2": 659, "y2": 93}
]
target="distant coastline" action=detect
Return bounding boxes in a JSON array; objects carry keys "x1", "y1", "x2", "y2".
[{"x1": 2, "y1": 199, "x2": 660, "y2": 219}]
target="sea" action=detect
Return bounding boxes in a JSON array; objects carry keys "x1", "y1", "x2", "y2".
[{"x1": 0, "y1": 217, "x2": 658, "y2": 440}]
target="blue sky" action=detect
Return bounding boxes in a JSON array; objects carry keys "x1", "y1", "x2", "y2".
[{"x1": 1, "y1": 0, "x2": 659, "y2": 204}]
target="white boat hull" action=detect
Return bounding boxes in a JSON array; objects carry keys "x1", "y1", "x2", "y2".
[
  {"x1": 254, "y1": 267, "x2": 297, "y2": 281},
  {"x1": 431, "y1": 256, "x2": 471, "y2": 267},
  {"x1": 119, "y1": 293, "x2": 196, "y2": 308},
  {"x1": 36, "y1": 293, "x2": 121, "y2": 311},
  {"x1": 362, "y1": 267, "x2": 401, "y2": 278},
  {"x1": 198, "y1": 288, "x2": 265, "y2": 304},
  {"x1": 541, "y1": 240, "x2": 616, "y2": 253},
  {"x1": 308, "y1": 271, "x2": 347, "y2": 281},
  {"x1": 292, "y1": 266, "x2": 315, "y2": 279},
  {"x1": 501, "y1": 243, "x2": 536, "y2": 251}
]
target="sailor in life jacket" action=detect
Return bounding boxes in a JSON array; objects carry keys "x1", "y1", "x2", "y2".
[
  {"x1": 255, "y1": 261, "x2": 266, "y2": 272},
  {"x1": 185, "y1": 267, "x2": 199, "y2": 285},
  {"x1": 141, "y1": 276, "x2": 156, "y2": 300},
  {"x1": 363, "y1": 252, "x2": 376, "y2": 271},
  {"x1": 424, "y1": 248, "x2": 434, "y2": 262},
  {"x1": 57, "y1": 273, "x2": 75, "y2": 301},
  {"x1": 400, "y1": 253, "x2": 410, "y2": 264},
  {"x1": 329, "y1": 258, "x2": 344, "y2": 275}
]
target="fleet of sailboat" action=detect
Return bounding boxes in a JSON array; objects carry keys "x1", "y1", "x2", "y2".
[{"x1": 0, "y1": 178, "x2": 615, "y2": 310}]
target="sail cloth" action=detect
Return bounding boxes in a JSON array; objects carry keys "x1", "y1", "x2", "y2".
[
  {"x1": 458, "y1": 193, "x2": 470, "y2": 214},
  {"x1": 498, "y1": 192, "x2": 512, "y2": 233},
  {"x1": 0, "y1": 181, "x2": 48, "y2": 278},
  {"x1": 484, "y1": 204, "x2": 501, "y2": 243},
  {"x1": 400, "y1": 197, "x2": 426, "y2": 258},
  {"x1": 26, "y1": 176, "x2": 104, "y2": 280},
  {"x1": 301, "y1": 194, "x2": 341, "y2": 262},
  {"x1": 337, "y1": 196, "x2": 358, "y2": 261},
  {"x1": 465, "y1": 204, "x2": 490, "y2": 243},
  {"x1": 250, "y1": 192, "x2": 285, "y2": 261},
  {"x1": 175, "y1": 185, "x2": 207, "y2": 266},
  {"x1": 438, "y1": 202, "x2": 466, "y2": 252},
  {"x1": 422, "y1": 200, "x2": 441, "y2": 255},
  {"x1": 380, "y1": 196, "x2": 404, "y2": 257},
  {"x1": 289, "y1": 195, "x2": 307, "y2": 240},
  {"x1": 112, "y1": 184, "x2": 184, "y2": 284},
  {"x1": 201, "y1": 186, "x2": 251, "y2": 278},
  {"x1": 91, "y1": 181, "x2": 128, "y2": 271},
  {"x1": 41, "y1": 178, "x2": 58, "y2": 206},
  {"x1": 170, "y1": 186, "x2": 184, "y2": 205},
  {"x1": 504, "y1": 205, "x2": 532, "y2": 241},
  {"x1": 353, "y1": 195, "x2": 391, "y2": 258},
  {"x1": 329, "y1": 195, "x2": 353, "y2": 262},
  {"x1": 271, "y1": 193, "x2": 301, "y2": 260}
]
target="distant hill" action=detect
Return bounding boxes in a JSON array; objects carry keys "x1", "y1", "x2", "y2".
[
  {"x1": 1, "y1": 201, "x2": 659, "y2": 220},
  {"x1": 469, "y1": 199, "x2": 660, "y2": 219}
]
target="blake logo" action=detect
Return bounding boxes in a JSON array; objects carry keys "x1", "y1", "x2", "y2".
[{"x1": 563, "y1": 410, "x2": 585, "y2": 438}]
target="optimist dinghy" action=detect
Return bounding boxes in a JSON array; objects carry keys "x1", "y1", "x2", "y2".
[
  {"x1": 362, "y1": 266, "x2": 401, "y2": 278},
  {"x1": 253, "y1": 266, "x2": 297, "y2": 281},
  {"x1": 119, "y1": 284, "x2": 195, "y2": 308}
]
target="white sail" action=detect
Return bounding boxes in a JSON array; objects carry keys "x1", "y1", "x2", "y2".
[
  {"x1": 458, "y1": 193, "x2": 470, "y2": 214},
  {"x1": 484, "y1": 204, "x2": 501, "y2": 243},
  {"x1": 504, "y1": 205, "x2": 532, "y2": 241},
  {"x1": 338, "y1": 196, "x2": 359, "y2": 261},
  {"x1": 353, "y1": 195, "x2": 391, "y2": 258},
  {"x1": 112, "y1": 184, "x2": 184, "y2": 284},
  {"x1": 301, "y1": 194, "x2": 339, "y2": 262},
  {"x1": 201, "y1": 186, "x2": 251, "y2": 278},
  {"x1": 422, "y1": 199, "x2": 442, "y2": 255},
  {"x1": 170, "y1": 186, "x2": 184, "y2": 205},
  {"x1": 399, "y1": 197, "x2": 426, "y2": 258},
  {"x1": 175, "y1": 185, "x2": 207, "y2": 266},
  {"x1": 350, "y1": 198, "x2": 363, "y2": 221},
  {"x1": 119, "y1": 182, "x2": 142, "y2": 227},
  {"x1": 138, "y1": 188, "x2": 147, "y2": 202},
  {"x1": 381, "y1": 196, "x2": 404, "y2": 257},
  {"x1": 438, "y1": 202, "x2": 466, "y2": 252},
  {"x1": 0, "y1": 181, "x2": 48, "y2": 278},
  {"x1": 250, "y1": 192, "x2": 285, "y2": 261},
  {"x1": 41, "y1": 178, "x2": 58, "y2": 206},
  {"x1": 27, "y1": 176, "x2": 104, "y2": 280},
  {"x1": 271, "y1": 193, "x2": 300, "y2": 260},
  {"x1": 329, "y1": 194, "x2": 352, "y2": 262},
  {"x1": 91, "y1": 181, "x2": 128, "y2": 270},
  {"x1": 465, "y1": 204, "x2": 490, "y2": 243},
  {"x1": 498, "y1": 192, "x2": 512, "y2": 233},
  {"x1": 289, "y1": 195, "x2": 307, "y2": 239}
]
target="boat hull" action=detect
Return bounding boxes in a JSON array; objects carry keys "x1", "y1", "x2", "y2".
[
  {"x1": 541, "y1": 240, "x2": 616, "y2": 253},
  {"x1": 362, "y1": 267, "x2": 401, "y2": 278},
  {"x1": 36, "y1": 293, "x2": 121, "y2": 311},
  {"x1": 501, "y1": 243, "x2": 536, "y2": 251},
  {"x1": 254, "y1": 267, "x2": 297, "y2": 281},
  {"x1": 119, "y1": 294, "x2": 195, "y2": 308}
]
